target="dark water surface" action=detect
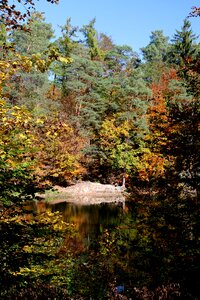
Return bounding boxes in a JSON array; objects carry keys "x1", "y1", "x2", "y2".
[
  {"x1": 49, "y1": 201, "x2": 125, "y2": 247},
  {"x1": 1, "y1": 193, "x2": 200, "y2": 299},
  {"x1": 44, "y1": 195, "x2": 200, "y2": 298}
]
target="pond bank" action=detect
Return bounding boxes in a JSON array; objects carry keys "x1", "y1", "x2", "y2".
[{"x1": 38, "y1": 181, "x2": 127, "y2": 205}]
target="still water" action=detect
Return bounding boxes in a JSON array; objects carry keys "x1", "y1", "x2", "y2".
[
  {"x1": 49, "y1": 201, "x2": 125, "y2": 247},
  {"x1": 39, "y1": 195, "x2": 200, "y2": 299},
  {"x1": 1, "y1": 193, "x2": 200, "y2": 299}
]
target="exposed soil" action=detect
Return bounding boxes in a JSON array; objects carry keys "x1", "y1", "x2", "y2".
[{"x1": 41, "y1": 181, "x2": 126, "y2": 205}]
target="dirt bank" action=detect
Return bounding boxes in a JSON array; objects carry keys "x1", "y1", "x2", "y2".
[{"x1": 42, "y1": 181, "x2": 126, "y2": 205}]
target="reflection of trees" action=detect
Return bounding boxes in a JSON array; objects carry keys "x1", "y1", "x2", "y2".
[
  {"x1": 50, "y1": 202, "x2": 124, "y2": 247},
  {"x1": 0, "y1": 204, "x2": 78, "y2": 299},
  {"x1": 96, "y1": 194, "x2": 200, "y2": 298},
  {"x1": 1, "y1": 194, "x2": 199, "y2": 299}
]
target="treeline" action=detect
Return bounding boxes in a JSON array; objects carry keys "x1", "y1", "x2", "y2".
[{"x1": 0, "y1": 12, "x2": 199, "y2": 203}]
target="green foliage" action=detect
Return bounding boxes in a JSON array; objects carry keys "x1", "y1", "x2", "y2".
[
  {"x1": 170, "y1": 19, "x2": 199, "y2": 68},
  {"x1": 81, "y1": 18, "x2": 102, "y2": 60},
  {"x1": 8, "y1": 13, "x2": 55, "y2": 112},
  {"x1": 141, "y1": 30, "x2": 170, "y2": 63}
]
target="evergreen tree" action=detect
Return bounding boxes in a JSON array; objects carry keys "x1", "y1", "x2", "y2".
[
  {"x1": 141, "y1": 30, "x2": 170, "y2": 83},
  {"x1": 52, "y1": 29, "x2": 104, "y2": 134},
  {"x1": 170, "y1": 19, "x2": 198, "y2": 67},
  {"x1": 141, "y1": 30, "x2": 169, "y2": 63},
  {"x1": 8, "y1": 12, "x2": 56, "y2": 114},
  {"x1": 81, "y1": 19, "x2": 102, "y2": 60}
]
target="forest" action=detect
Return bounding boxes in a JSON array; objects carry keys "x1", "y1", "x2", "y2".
[{"x1": 0, "y1": 1, "x2": 200, "y2": 299}]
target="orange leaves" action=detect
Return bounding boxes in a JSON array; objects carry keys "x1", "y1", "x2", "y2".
[
  {"x1": 33, "y1": 117, "x2": 86, "y2": 183},
  {"x1": 147, "y1": 69, "x2": 179, "y2": 151},
  {"x1": 141, "y1": 69, "x2": 181, "y2": 181},
  {"x1": 0, "y1": 100, "x2": 86, "y2": 200},
  {"x1": 138, "y1": 153, "x2": 167, "y2": 182}
]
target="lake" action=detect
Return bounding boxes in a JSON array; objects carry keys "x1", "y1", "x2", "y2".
[
  {"x1": 1, "y1": 192, "x2": 200, "y2": 299},
  {"x1": 43, "y1": 194, "x2": 200, "y2": 298}
]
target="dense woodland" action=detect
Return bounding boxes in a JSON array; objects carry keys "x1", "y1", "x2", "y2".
[
  {"x1": 1, "y1": 7, "x2": 199, "y2": 202},
  {"x1": 0, "y1": 1, "x2": 200, "y2": 299}
]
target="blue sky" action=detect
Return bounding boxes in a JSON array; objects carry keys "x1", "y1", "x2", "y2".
[{"x1": 35, "y1": 0, "x2": 200, "y2": 54}]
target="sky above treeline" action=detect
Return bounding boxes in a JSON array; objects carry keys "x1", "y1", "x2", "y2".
[{"x1": 34, "y1": 0, "x2": 200, "y2": 54}]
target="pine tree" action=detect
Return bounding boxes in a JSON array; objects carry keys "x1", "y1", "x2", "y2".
[
  {"x1": 170, "y1": 19, "x2": 198, "y2": 67},
  {"x1": 141, "y1": 30, "x2": 170, "y2": 83},
  {"x1": 81, "y1": 19, "x2": 102, "y2": 60},
  {"x1": 141, "y1": 30, "x2": 169, "y2": 63},
  {"x1": 8, "y1": 12, "x2": 55, "y2": 114}
]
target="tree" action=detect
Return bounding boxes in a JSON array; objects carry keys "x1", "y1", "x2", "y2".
[
  {"x1": 166, "y1": 77, "x2": 200, "y2": 195},
  {"x1": 141, "y1": 30, "x2": 170, "y2": 83},
  {"x1": 97, "y1": 32, "x2": 114, "y2": 55},
  {"x1": 49, "y1": 18, "x2": 78, "y2": 109},
  {"x1": 0, "y1": 100, "x2": 38, "y2": 203},
  {"x1": 141, "y1": 30, "x2": 169, "y2": 63},
  {"x1": 81, "y1": 19, "x2": 102, "y2": 60},
  {"x1": 104, "y1": 44, "x2": 139, "y2": 73},
  {"x1": 98, "y1": 112, "x2": 149, "y2": 184},
  {"x1": 0, "y1": 0, "x2": 59, "y2": 30},
  {"x1": 170, "y1": 19, "x2": 198, "y2": 67},
  {"x1": 33, "y1": 115, "x2": 86, "y2": 185},
  {"x1": 8, "y1": 12, "x2": 56, "y2": 113},
  {"x1": 138, "y1": 70, "x2": 177, "y2": 183}
]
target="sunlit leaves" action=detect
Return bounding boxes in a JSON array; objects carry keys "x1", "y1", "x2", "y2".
[
  {"x1": 0, "y1": 99, "x2": 85, "y2": 202},
  {"x1": 0, "y1": 101, "x2": 37, "y2": 202},
  {"x1": 33, "y1": 116, "x2": 86, "y2": 184},
  {"x1": 99, "y1": 116, "x2": 148, "y2": 174},
  {"x1": 138, "y1": 152, "x2": 168, "y2": 182}
]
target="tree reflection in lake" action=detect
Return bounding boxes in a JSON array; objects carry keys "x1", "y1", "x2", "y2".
[
  {"x1": 0, "y1": 192, "x2": 200, "y2": 299},
  {"x1": 49, "y1": 201, "x2": 125, "y2": 248},
  {"x1": 45, "y1": 194, "x2": 200, "y2": 299}
]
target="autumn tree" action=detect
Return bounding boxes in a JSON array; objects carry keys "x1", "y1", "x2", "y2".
[
  {"x1": 0, "y1": 0, "x2": 59, "y2": 30},
  {"x1": 0, "y1": 100, "x2": 38, "y2": 203},
  {"x1": 138, "y1": 70, "x2": 177, "y2": 183}
]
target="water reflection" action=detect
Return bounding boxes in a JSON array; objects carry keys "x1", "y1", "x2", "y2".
[
  {"x1": 22, "y1": 194, "x2": 200, "y2": 298},
  {"x1": 48, "y1": 201, "x2": 125, "y2": 247}
]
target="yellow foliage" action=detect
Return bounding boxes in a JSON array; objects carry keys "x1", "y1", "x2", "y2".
[
  {"x1": 138, "y1": 152, "x2": 168, "y2": 181},
  {"x1": 58, "y1": 56, "x2": 73, "y2": 64}
]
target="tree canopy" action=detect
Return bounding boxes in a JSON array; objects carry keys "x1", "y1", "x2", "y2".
[{"x1": 0, "y1": 2, "x2": 200, "y2": 299}]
